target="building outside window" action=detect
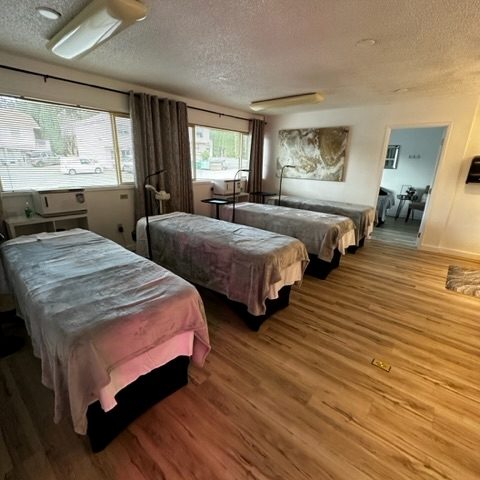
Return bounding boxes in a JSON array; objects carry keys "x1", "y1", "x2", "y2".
[
  {"x1": 189, "y1": 125, "x2": 250, "y2": 180},
  {"x1": 0, "y1": 95, "x2": 133, "y2": 192}
]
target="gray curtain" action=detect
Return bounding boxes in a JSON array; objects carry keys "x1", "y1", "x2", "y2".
[
  {"x1": 248, "y1": 119, "x2": 265, "y2": 203},
  {"x1": 129, "y1": 92, "x2": 194, "y2": 220},
  {"x1": 0, "y1": 195, "x2": 6, "y2": 239}
]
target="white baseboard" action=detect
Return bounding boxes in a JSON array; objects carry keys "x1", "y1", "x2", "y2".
[{"x1": 419, "y1": 244, "x2": 480, "y2": 261}]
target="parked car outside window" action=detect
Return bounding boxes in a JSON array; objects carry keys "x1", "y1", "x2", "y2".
[
  {"x1": 61, "y1": 157, "x2": 104, "y2": 175},
  {"x1": 27, "y1": 151, "x2": 60, "y2": 167}
]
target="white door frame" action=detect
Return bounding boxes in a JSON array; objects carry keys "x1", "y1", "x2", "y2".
[{"x1": 378, "y1": 122, "x2": 451, "y2": 248}]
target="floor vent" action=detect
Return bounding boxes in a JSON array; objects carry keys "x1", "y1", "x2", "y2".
[{"x1": 371, "y1": 358, "x2": 391, "y2": 372}]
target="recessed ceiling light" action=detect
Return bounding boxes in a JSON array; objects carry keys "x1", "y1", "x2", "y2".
[
  {"x1": 356, "y1": 38, "x2": 376, "y2": 47},
  {"x1": 394, "y1": 88, "x2": 409, "y2": 94},
  {"x1": 36, "y1": 6, "x2": 62, "y2": 20}
]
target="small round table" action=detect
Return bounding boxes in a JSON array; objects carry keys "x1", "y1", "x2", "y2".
[
  {"x1": 201, "y1": 198, "x2": 232, "y2": 219},
  {"x1": 394, "y1": 194, "x2": 414, "y2": 219}
]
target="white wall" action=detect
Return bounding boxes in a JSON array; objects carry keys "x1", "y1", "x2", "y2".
[
  {"x1": 381, "y1": 127, "x2": 445, "y2": 217},
  {"x1": 0, "y1": 50, "x2": 257, "y2": 247},
  {"x1": 265, "y1": 105, "x2": 390, "y2": 206},
  {"x1": 264, "y1": 95, "x2": 480, "y2": 258},
  {"x1": 193, "y1": 181, "x2": 215, "y2": 217},
  {"x1": 1, "y1": 187, "x2": 136, "y2": 248},
  {"x1": 440, "y1": 101, "x2": 480, "y2": 256}
]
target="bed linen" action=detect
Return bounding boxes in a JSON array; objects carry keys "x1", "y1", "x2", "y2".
[
  {"x1": 266, "y1": 195, "x2": 376, "y2": 244},
  {"x1": 219, "y1": 202, "x2": 356, "y2": 262},
  {"x1": 376, "y1": 188, "x2": 396, "y2": 222},
  {"x1": 136, "y1": 212, "x2": 309, "y2": 316},
  {"x1": 0, "y1": 229, "x2": 210, "y2": 435}
]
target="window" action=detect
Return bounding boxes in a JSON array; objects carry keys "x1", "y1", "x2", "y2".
[
  {"x1": 189, "y1": 125, "x2": 250, "y2": 180},
  {"x1": 0, "y1": 96, "x2": 134, "y2": 192},
  {"x1": 384, "y1": 144, "x2": 400, "y2": 169}
]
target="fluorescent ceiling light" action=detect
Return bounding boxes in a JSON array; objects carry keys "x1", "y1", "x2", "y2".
[
  {"x1": 47, "y1": 0, "x2": 148, "y2": 60},
  {"x1": 249, "y1": 92, "x2": 324, "y2": 112}
]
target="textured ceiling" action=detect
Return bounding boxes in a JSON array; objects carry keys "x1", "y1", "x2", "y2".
[{"x1": 2, "y1": 0, "x2": 480, "y2": 113}]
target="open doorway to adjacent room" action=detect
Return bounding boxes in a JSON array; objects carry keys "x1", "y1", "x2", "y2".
[{"x1": 374, "y1": 125, "x2": 447, "y2": 248}]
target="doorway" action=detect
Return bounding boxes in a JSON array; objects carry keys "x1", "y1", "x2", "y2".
[{"x1": 374, "y1": 126, "x2": 447, "y2": 248}]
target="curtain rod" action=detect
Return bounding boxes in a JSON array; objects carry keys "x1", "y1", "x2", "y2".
[{"x1": 0, "y1": 64, "x2": 256, "y2": 122}]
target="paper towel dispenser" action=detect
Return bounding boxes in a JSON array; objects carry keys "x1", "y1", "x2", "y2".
[{"x1": 466, "y1": 156, "x2": 480, "y2": 183}]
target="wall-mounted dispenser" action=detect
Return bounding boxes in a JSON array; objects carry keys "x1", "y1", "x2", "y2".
[{"x1": 466, "y1": 156, "x2": 480, "y2": 183}]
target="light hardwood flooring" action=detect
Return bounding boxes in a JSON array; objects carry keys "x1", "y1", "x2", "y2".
[
  {"x1": 1, "y1": 238, "x2": 480, "y2": 479},
  {"x1": 372, "y1": 215, "x2": 421, "y2": 248}
]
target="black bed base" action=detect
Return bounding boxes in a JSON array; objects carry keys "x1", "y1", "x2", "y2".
[
  {"x1": 346, "y1": 236, "x2": 366, "y2": 254},
  {"x1": 228, "y1": 284, "x2": 292, "y2": 331},
  {"x1": 195, "y1": 284, "x2": 292, "y2": 332},
  {"x1": 86, "y1": 355, "x2": 189, "y2": 453},
  {"x1": 305, "y1": 249, "x2": 341, "y2": 279}
]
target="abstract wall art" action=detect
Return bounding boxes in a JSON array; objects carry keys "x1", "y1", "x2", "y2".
[{"x1": 277, "y1": 127, "x2": 350, "y2": 181}]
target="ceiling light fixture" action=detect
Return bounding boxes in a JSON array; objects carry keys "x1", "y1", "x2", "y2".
[
  {"x1": 36, "y1": 6, "x2": 62, "y2": 20},
  {"x1": 249, "y1": 92, "x2": 324, "y2": 112},
  {"x1": 356, "y1": 38, "x2": 376, "y2": 47},
  {"x1": 394, "y1": 88, "x2": 409, "y2": 94},
  {"x1": 47, "y1": 0, "x2": 149, "y2": 60}
]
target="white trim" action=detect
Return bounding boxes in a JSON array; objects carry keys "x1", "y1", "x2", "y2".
[
  {"x1": 378, "y1": 122, "x2": 451, "y2": 250},
  {"x1": 419, "y1": 244, "x2": 480, "y2": 261},
  {"x1": 84, "y1": 184, "x2": 135, "y2": 192},
  {"x1": 1, "y1": 184, "x2": 135, "y2": 197},
  {"x1": 193, "y1": 180, "x2": 214, "y2": 186}
]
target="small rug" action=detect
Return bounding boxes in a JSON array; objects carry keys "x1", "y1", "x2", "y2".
[{"x1": 446, "y1": 266, "x2": 480, "y2": 298}]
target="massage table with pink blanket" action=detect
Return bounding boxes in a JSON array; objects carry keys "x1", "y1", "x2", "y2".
[{"x1": 0, "y1": 229, "x2": 210, "y2": 451}]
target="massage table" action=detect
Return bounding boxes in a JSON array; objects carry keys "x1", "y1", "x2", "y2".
[
  {"x1": 219, "y1": 202, "x2": 356, "y2": 279},
  {"x1": 0, "y1": 229, "x2": 210, "y2": 452},
  {"x1": 136, "y1": 212, "x2": 309, "y2": 330},
  {"x1": 266, "y1": 195, "x2": 376, "y2": 249}
]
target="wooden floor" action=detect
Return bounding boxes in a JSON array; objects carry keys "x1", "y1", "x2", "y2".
[
  {"x1": 372, "y1": 215, "x2": 421, "y2": 248},
  {"x1": 1, "y1": 238, "x2": 480, "y2": 479}
]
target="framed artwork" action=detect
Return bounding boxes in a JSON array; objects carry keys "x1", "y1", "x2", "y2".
[
  {"x1": 277, "y1": 127, "x2": 350, "y2": 181},
  {"x1": 384, "y1": 145, "x2": 400, "y2": 169}
]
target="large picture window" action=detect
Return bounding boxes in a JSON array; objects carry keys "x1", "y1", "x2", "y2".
[
  {"x1": 0, "y1": 96, "x2": 134, "y2": 192},
  {"x1": 189, "y1": 125, "x2": 250, "y2": 180}
]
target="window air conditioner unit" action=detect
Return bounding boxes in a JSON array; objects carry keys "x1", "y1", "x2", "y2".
[{"x1": 32, "y1": 189, "x2": 88, "y2": 217}]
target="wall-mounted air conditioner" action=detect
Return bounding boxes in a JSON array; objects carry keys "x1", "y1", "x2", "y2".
[
  {"x1": 32, "y1": 189, "x2": 88, "y2": 217},
  {"x1": 213, "y1": 179, "x2": 244, "y2": 196}
]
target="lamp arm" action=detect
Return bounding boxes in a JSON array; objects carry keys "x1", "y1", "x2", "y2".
[
  {"x1": 143, "y1": 185, "x2": 152, "y2": 260},
  {"x1": 145, "y1": 184, "x2": 158, "y2": 194},
  {"x1": 143, "y1": 169, "x2": 166, "y2": 260},
  {"x1": 278, "y1": 165, "x2": 295, "y2": 206},
  {"x1": 232, "y1": 169, "x2": 250, "y2": 223}
]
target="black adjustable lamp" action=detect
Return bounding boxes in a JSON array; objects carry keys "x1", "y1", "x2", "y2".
[
  {"x1": 232, "y1": 168, "x2": 250, "y2": 223},
  {"x1": 278, "y1": 165, "x2": 295, "y2": 206},
  {"x1": 144, "y1": 169, "x2": 166, "y2": 260}
]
